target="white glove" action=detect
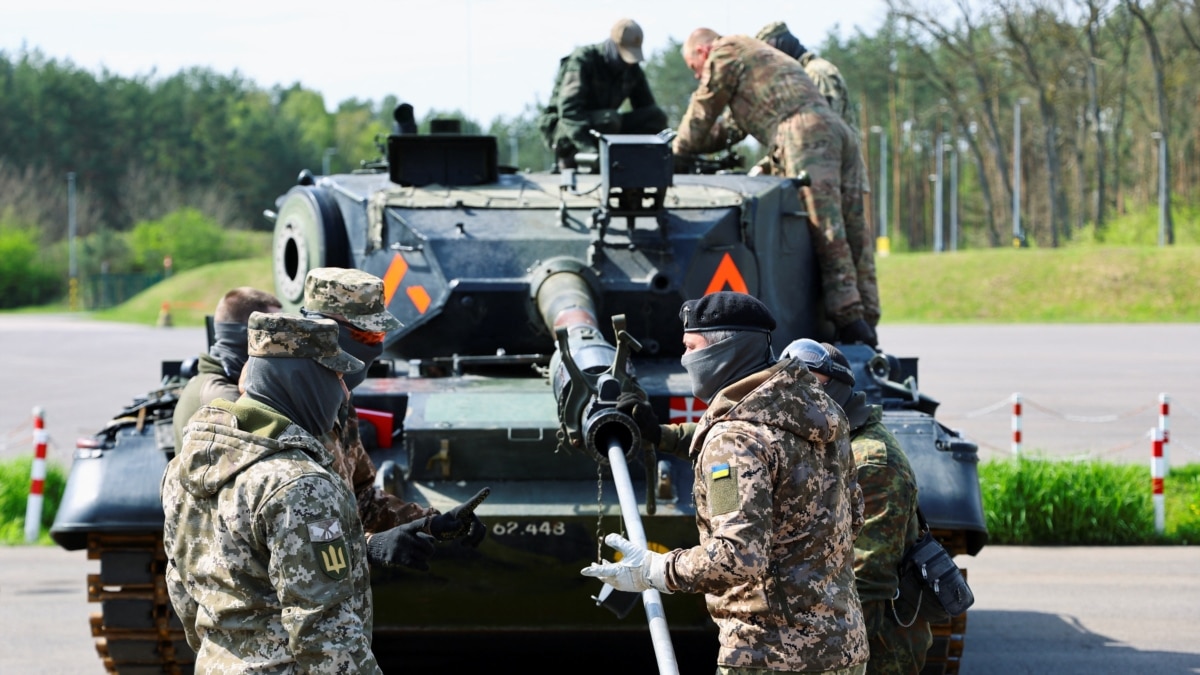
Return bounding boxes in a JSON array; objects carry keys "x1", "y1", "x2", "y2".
[{"x1": 580, "y1": 533, "x2": 673, "y2": 594}]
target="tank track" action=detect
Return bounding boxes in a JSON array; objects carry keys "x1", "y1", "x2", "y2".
[
  {"x1": 922, "y1": 528, "x2": 971, "y2": 675},
  {"x1": 86, "y1": 533, "x2": 194, "y2": 675}
]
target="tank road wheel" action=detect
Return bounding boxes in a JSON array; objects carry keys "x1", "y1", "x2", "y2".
[{"x1": 272, "y1": 186, "x2": 351, "y2": 312}]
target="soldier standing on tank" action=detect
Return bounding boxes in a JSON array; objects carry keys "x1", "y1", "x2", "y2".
[
  {"x1": 300, "y1": 267, "x2": 489, "y2": 572},
  {"x1": 171, "y1": 286, "x2": 281, "y2": 451},
  {"x1": 583, "y1": 292, "x2": 868, "y2": 674},
  {"x1": 783, "y1": 339, "x2": 932, "y2": 675},
  {"x1": 537, "y1": 18, "x2": 669, "y2": 170},
  {"x1": 672, "y1": 27, "x2": 878, "y2": 347},
  {"x1": 162, "y1": 312, "x2": 382, "y2": 673},
  {"x1": 755, "y1": 21, "x2": 880, "y2": 334}
]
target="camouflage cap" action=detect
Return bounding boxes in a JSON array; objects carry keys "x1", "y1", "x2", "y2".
[
  {"x1": 610, "y1": 18, "x2": 645, "y2": 64},
  {"x1": 755, "y1": 21, "x2": 790, "y2": 42},
  {"x1": 247, "y1": 311, "x2": 365, "y2": 373},
  {"x1": 302, "y1": 268, "x2": 403, "y2": 332}
]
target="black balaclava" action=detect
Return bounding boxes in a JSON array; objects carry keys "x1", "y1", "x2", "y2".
[
  {"x1": 826, "y1": 380, "x2": 872, "y2": 431},
  {"x1": 768, "y1": 31, "x2": 808, "y2": 60},
  {"x1": 337, "y1": 328, "x2": 382, "y2": 392},
  {"x1": 242, "y1": 357, "x2": 345, "y2": 438},
  {"x1": 680, "y1": 332, "x2": 774, "y2": 404},
  {"x1": 209, "y1": 322, "x2": 250, "y2": 379}
]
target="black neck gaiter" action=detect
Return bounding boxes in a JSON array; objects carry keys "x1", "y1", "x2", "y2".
[
  {"x1": 242, "y1": 357, "x2": 345, "y2": 438},
  {"x1": 680, "y1": 332, "x2": 773, "y2": 404},
  {"x1": 209, "y1": 322, "x2": 249, "y2": 379},
  {"x1": 827, "y1": 383, "x2": 872, "y2": 432},
  {"x1": 338, "y1": 329, "x2": 383, "y2": 391}
]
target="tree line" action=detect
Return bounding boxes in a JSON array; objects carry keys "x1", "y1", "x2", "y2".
[{"x1": 1, "y1": 0, "x2": 1196, "y2": 270}]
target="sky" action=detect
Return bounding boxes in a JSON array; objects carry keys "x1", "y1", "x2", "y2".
[{"x1": 4, "y1": 1, "x2": 887, "y2": 124}]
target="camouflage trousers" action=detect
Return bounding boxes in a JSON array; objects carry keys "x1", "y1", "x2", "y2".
[
  {"x1": 718, "y1": 664, "x2": 866, "y2": 675},
  {"x1": 862, "y1": 599, "x2": 933, "y2": 675},
  {"x1": 773, "y1": 108, "x2": 880, "y2": 328}
]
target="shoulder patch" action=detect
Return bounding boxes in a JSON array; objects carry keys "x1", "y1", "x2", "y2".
[
  {"x1": 307, "y1": 518, "x2": 349, "y2": 580},
  {"x1": 708, "y1": 463, "x2": 739, "y2": 516}
]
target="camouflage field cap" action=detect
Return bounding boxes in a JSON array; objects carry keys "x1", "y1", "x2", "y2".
[
  {"x1": 247, "y1": 311, "x2": 365, "y2": 373},
  {"x1": 755, "y1": 21, "x2": 790, "y2": 42},
  {"x1": 302, "y1": 268, "x2": 403, "y2": 332}
]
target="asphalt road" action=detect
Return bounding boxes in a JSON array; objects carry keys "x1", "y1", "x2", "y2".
[
  {"x1": 3, "y1": 544, "x2": 1197, "y2": 674},
  {"x1": 2, "y1": 316, "x2": 1197, "y2": 469}
]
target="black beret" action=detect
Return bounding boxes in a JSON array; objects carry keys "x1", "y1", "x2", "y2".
[{"x1": 679, "y1": 292, "x2": 776, "y2": 334}]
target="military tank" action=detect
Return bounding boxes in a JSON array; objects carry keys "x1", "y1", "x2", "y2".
[{"x1": 51, "y1": 107, "x2": 987, "y2": 674}]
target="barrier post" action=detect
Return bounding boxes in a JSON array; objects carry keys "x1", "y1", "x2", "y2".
[
  {"x1": 1151, "y1": 427, "x2": 1165, "y2": 535},
  {"x1": 1011, "y1": 392, "x2": 1023, "y2": 457},
  {"x1": 1158, "y1": 393, "x2": 1170, "y2": 469},
  {"x1": 24, "y1": 407, "x2": 48, "y2": 543}
]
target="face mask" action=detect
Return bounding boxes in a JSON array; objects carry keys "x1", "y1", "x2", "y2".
[
  {"x1": 680, "y1": 332, "x2": 772, "y2": 404},
  {"x1": 209, "y1": 322, "x2": 249, "y2": 379},
  {"x1": 338, "y1": 329, "x2": 383, "y2": 391},
  {"x1": 824, "y1": 380, "x2": 871, "y2": 431},
  {"x1": 243, "y1": 357, "x2": 346, "y2": 437}
]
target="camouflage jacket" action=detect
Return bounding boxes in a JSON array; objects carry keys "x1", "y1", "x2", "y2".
[
  {"x1": 851, "y1": 405, "x2": 922, "y2": 603},
  {"x1": 542, "y1": 42, "x2": 658, "y2": 153},
  {"x1": 673, "y1": 34, "x2": 829, "y2": 156},
  {"x1": 171, "y1": 352, "x2": 239, "y2": 451},
  {"x1": 322, "y1": 399, "x2": 438, "y2": 535},
  {"x1": 800, "y1": 52, "x2": 851, "y2": 123},
  {"x1": 162, "y1": 397, "x2": 381, "y2": 674},
  {"x1": 664, "y1": 359, "x2": 868, "y2": 672}
]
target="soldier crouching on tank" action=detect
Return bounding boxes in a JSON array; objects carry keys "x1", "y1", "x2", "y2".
[
  {"x1": 784, "y1": 339, "x2": 931, "y2": 675},
  {"x1": 162, "y1": 312, "x2": 382, "y2": 673},
  {"x1": 584, "y1": 291, "x2": 868, "y2": 674},
  {"x1": 300, "y1": 267, "x2": 489, "y2": 572},
  {"x1": 537, "y1": 18, "x2": 669, "y2": 171},
  {"x1": 673, "y1": 27, "x2": 879, "y2": 347},
  {"x1": 171, "y1": 286, "x2": 281, "y2": 451}
]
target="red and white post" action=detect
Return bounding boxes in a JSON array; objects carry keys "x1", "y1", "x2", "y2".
[
  {"x1": 1011, "y1": 392, "x2": 1023, "y2": 457},
  {"x1": 24, "y1": 407, "x2": 48, "y2": 543},
  {"x1": 1151, "y1": 427, "x2": 1165, "y2": 535},
  {"x1": 1159, "y1": 393, "x2": 1170, "y2": 469}
]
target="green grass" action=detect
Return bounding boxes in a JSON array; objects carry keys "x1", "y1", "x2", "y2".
[
  {"x1": 878, "y1": 245, "x2": 1200, "y2": 322},
  {"x1": 0, "y1": 457, "x2": 66, "y2": 545},
  {"x1": 90, "y1": 256, "x2": 274, "y2": 327}
]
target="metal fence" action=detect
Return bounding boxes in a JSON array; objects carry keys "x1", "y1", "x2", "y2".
[{"x1": 82, "y1": 273, "x2": 165, "y2": 309}]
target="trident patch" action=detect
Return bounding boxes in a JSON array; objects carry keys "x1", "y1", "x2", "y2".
[{"x1": 308, "y1": 518, "x2": 349, "y2": 580}]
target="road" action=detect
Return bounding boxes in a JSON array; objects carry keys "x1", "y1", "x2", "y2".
[
  {"x1": 2, "y1": 544, "x2": 1197, "y2": 674},
  {"x1": 2, "y1": 316, "x2": 1197, "y2": 468}
]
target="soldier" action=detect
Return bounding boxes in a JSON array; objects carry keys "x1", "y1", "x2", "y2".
[
  {"x1": 537, "y1": 18, "x2": 669, "y2": 170},
  {"x1": 301, "y1": 267, "x2": 488, "y2": 572},
  {"x1": 583, "y1": 292, "x2": 868, "y2": 674},
  {"x1": 171, "y1": 286, "x2": 281, "y2": 450},
  {"x1": 783, "y1": 338, "x2": 932, "y2": 675},
  {"x1": 162, "y1": 312, "x2": 381, "y2": 673},
  {"x1": 756, "y1": 21, "x2": 852, "y2": 123},
  {"x1": 673, "y1": 27, "x2": 879, "y2": 346}
]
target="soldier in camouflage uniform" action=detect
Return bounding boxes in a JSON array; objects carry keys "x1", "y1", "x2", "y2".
[
  {"x1": 302, "y1": 268, "x2": 489, "y2": 573},
  {"x1": 673, "y1": 28, "x2": 879, "y2": 346},
  {"x1": 755, "y1": 22, "x2": 852, "y2": 123},
  {"x1": 162, "y1": 312, "x2": 382, "y2": 673},
  {"x1": 537, "y1": 18, "x2": 668, "y2": 169},
  {"x1": 585, "y1": 292, "x2": 868, "y2": 674},
  {"x1": 171, "y1": 286, "x2": 281, "y2": 450},
  {"x1": 783, "y1": 339, "x2": 931, "y2": 675}
]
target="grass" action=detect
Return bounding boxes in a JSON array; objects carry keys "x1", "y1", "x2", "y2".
[
  {"x1": 3, "y1": 455, "x2": 1198, "y2": 546},
  {"x1": 89, "y1": 256, "x2": 274, "y2": 327},
  {"x1": 877, "y1": 245, "x2": 1200, "y2": 322}
]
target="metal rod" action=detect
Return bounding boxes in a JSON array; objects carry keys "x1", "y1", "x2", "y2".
[{"x1": 607, "y1": 436, "x2": 678, "y2": 675}]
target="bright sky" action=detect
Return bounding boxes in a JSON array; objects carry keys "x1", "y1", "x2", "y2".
[{"x1": 4, "y1": 1, "x2": 886, "y2": 124}]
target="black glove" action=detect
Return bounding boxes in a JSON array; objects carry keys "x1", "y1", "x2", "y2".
[
  {"x1": 365, "y1": 520, "x2": 436, "y2": 571},
  {"x1": 837, "y1": 318, "x2": 878, "y2": 348},
  {"x1": 428, "y1": 487, "x2": 490, "y2": 547},
  {"x1": 616, "y1": 390, "x2": 662, "y2": 446}
]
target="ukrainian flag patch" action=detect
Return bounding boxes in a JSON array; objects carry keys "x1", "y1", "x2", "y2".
[
  {"x1": 708, "y1": 462, "x2": 738, "y2": 516},
  {"x1": 711, "y1": 463, "x2": 731, "y2": 480}
]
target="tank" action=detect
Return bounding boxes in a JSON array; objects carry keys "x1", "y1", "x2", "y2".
[{"x1": 52, "y1": 108, "x2": 987, "y2": 675}]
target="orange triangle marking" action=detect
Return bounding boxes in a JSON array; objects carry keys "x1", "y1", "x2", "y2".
[
  {"x1": 705, "y1": 252, "x2": 749, "y2": 294},
  {"x1": 382, "y1": 253, "x2": 409, "y2": 306}
]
